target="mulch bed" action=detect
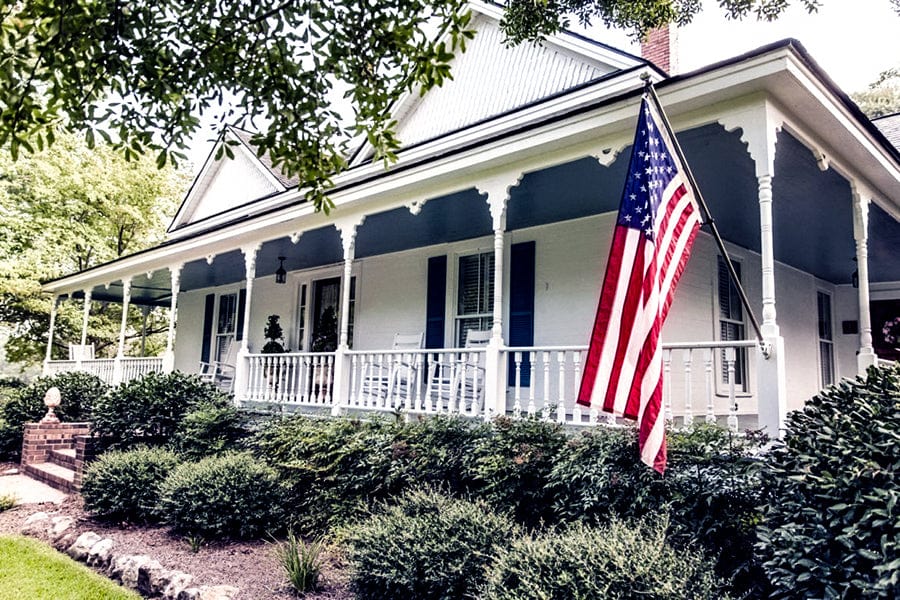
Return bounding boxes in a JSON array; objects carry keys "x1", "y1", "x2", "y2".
[{"x1": 0, "y1": 493, "x2": 352, "y2": 599}]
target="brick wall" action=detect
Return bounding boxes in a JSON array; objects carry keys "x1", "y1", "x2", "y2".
[
  {"x1": 72, "y1": 435, "x2": 99, "y2": 489},
  {"x1": 21, "y1": 422, "x2": 92, "y2": 466}
]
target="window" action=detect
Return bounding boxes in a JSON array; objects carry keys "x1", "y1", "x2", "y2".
[
  {"x1": 456, "y1": 252, "x2": 494, "y2": 347},
  {"x1": 718, "y1": 256, "x2": 747, "y2": 391},
  {"x1": 304, "y1": 276, "x2": 356, "y2": 351},
  {"x1": 215, "y1": 292, "x2": 239, "y2": 362},
  {"x1": 817, "y1": 291, "x2": 834, "y2": 387}
]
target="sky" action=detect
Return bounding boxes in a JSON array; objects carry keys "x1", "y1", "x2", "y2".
[
  {"x1": 590, "y1": 0, "x2": 900, "y2": 92},
  {"x1": 188, "y1": 1, "x2": 900, "y2": 170}
]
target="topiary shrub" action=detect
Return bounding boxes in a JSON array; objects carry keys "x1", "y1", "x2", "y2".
[
  {"x1": 467, "y1": 416, "x2": 567, "y2": 528},
  {"x1": 91, "y1": 371, "x2": 230, "y2": 449},
  {"x1": 158, "y1": 452, "x2": 285, "y2": 540},
  {"x1": 81, "y1": 447, "x2": 180, "y2": 523},
  {"x1": 170, "y1": 402, "x2": 248, "y2": 460},
  {"x1": 758, "y1": 364, "x2": 900, "y2": 599},
  {"x1": 0, "y1": 372, "x2": 107, "y2": 460},
  {"x1": 344, "y1": 489, "x2": 519, "y2": 600},
  {"x1": 481, "y1": 518, "x2": 728, "y2": 600}
]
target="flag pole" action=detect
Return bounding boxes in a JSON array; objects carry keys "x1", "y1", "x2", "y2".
[{"x1": 641, "y1": 78, "x2": 768, "y2": 353}]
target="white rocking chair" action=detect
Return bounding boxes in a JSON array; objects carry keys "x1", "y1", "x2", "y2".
[
  {"x1": 68, "y1": 343, "x2": 95, "y2": 361},
  {"x1": 359, "y1": 332, "x2": 424, "y2": 405},
  {"x1": 199, "y1": 341, "x2": 238, "y2": 392},
  {"x1": 426, "y1": 329, "x2": 491, "y2": 414}
]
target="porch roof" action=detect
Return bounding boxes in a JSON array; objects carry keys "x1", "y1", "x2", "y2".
[{"x1": 43, "y1": 39, "x2": 900, "y2": 305}]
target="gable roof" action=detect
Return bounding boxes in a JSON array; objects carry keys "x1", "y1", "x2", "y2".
[
  {"x1": 349, "y1": 0, "x2": 650, "y2": 164},
  {"x1": 873, "y1": 112, "x2": 900, "y2": 151}
]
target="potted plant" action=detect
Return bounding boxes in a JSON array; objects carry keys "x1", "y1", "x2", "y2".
[{"x1": 261, "y1": 315, "x2": 286, "y2": 354}]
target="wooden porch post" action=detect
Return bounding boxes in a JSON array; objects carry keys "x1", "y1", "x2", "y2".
[
  {"x1": 112, "y1": 278, "x2": 132, "y2": 384},
  {"x1": 233, "y1": 244, "x2": 260, "y2": 402},
  {"x1": 720, "y1": 103, "x2": 787, "y2": 438},
  {"x1": 77, "y1": 290, "x2": 92, "y2": 371},
  {"x1": 852, "y1": 186, "x2": 877, "y2": 373},
  {"x1": 478, "y1": 174, "x2": 521, "y2": 419},
  {"x1": 162, "y1": 264, "x2": 183, "y2": 373},
  {"x1": 332, "y1": 219, "x2": 363, "y2": 415},
  {"x1": 42, "y1": 295, "x2": 60, "y2": 376}
]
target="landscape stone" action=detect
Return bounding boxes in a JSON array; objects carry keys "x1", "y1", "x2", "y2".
[
  {"x1": 137, "y1": 559, "x2": 165, "y2": 596},
  {"x1": 111, "y1": 554, "x2": 152, "y2": 589},
  {"x1": 162, "y1": 571, "x2": 195, "y2": 600},
  {"x1": 20, "y1": 511, "x2": 49, "y2": 536},
  {"x1": 86, "y1": 538, "x2": 114, "y2": 569},
  {"x1": 49, "y1": 516, "x2": 75, "y2": 539},
  {"x1": 197, "y1": 585, "x2": 240, "y2": 600},
  {"x1": 66, "y1": 531, "x2": 102, "y2": 561},
  {"x1": 53, "y1": 530, "x2": 79, "y2": 552},
  {"x1": 176, "y1": 588, "x2": 201, "y2": 600}
]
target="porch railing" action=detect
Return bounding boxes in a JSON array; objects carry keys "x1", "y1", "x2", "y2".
[
  {"x1": 502, "y1": 340, "x2": 760, "y2": 431},
  {"x1": 243, "y1": 352, "x2": 336, "y2": 406},
  {"x1": 119, "y1": 357, "x2": 165, "y2": 383},
  {"x1": 346, "y1": 348, "x2": 486, "y2": 417}
]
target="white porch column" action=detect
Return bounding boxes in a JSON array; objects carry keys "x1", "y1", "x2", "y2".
[
  {"x1": 720, "y1": 103, "x2": 786, "y2": 438},
  {"x1": 332, "y1": 218, "x2": 364, "y2": 415},
  {"x1": 77, "y1": 290, "x2": 92, "y2": 370},
  {"x1": 162, "y1": 264, "x2": 183, "y2": 373},
  {"x1": 477, "y1": 174, "x2": 521, "y2": 419},
  {"x1": 233, "y1": 244, "x2": 260, "y2": 401},
  {"x1": 43, "y1": 296, "x2": 60, "y2": 375},
  {"x1": 112, "y1": 278, "x2": 132, "y2": 385},
  {"x1": 852, "y1": 186, "x2": 877, "y2": 373}
]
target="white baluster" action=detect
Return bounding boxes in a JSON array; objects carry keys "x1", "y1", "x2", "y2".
[
  {"x1": 527, "y1": 351, "x2": 537, "y2": 416},
  {"x1": 556, "y1": 351, "x2": 566, "y2": 423},
  {"x1": 542, "y1": 351, "x2": 551, "y2": 421},
  {"x1": 726, "y1": 347, "x2": 738, "y2": 432},
  {"x1": 663, "y1": 348, "x2": 673, "y2": 424},
  {"x1": 572, "y1": 406, "x2": 582, "y2": 424},
  {"x1": 413, "y1": 353, "x2": 423, "y2": 412},
  {"x1": 704, "y1": 348, "x2": 715, "y2": 424},
  {"x1": 513, "y1": 352, "x2": 522, "y2": 417},
  {"x1": 589, "y1": 407, "x2": 599, "y2": 425},
  {"x1": 683, "y1": 349, "x2": 694, "y2": 427}
]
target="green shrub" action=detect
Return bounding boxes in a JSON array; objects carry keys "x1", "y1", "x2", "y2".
[
  {"x1": 170, "y1": 403, "x2": 248, "y2": 460},
  {"x1": 481, "y1": 518, "x2": 728, "y2": 600},
  {"x1": 389, "y1": 415, "x2": 488, "y2": 495},
  {"x1": 81, "y1": 447, "x2": 180, "y2": 523},
  {"x1": 344, "y1": 489, "x2": 519, "y2": 600},
  {"x1": 0, "y1": 493, "x2": 16, "y2": 512},
  {"x1": 467, "y1": 416, "x2": 567, "y2": 528},
  {"x1": 0, "y1": 372, "x2": 107, "y2": 460},
  {"x1": 158, "y1": 452, "x2": 285, "y2": 539},
  {"x1": 252, "y1": 415, "x2": 399, "y2": 532},
  {"x1": 546, "y1": 426, "x2": 662, "y2": 525},
  {"x1": 91, "y1": 371, "x2": 230, "y2": 449},
  {"x1": 758, "y1": 364, "x2": 900, "y2": 599}
]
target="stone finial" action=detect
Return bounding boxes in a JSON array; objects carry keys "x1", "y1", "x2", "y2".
[{"x1": 40, "y1": 387, "x2": 61, "y2": 423}]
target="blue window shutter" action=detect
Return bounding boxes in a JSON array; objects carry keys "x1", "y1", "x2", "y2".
[
  {"x1": 426, "y1": 256, "x2": 447, "y2": 349},
  {"x1": 201, "y1": 294, "x2": 215, "y2": 363},
  {"x1": 235, "y1": 288, "x2": 247, "y2": 341},
  {"x1": 508, "y1": 241, "x2": 535, "y2": 386}
]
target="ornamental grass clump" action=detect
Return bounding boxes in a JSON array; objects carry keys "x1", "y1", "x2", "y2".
[
  {"x1": 481, "y1": 518, "x2": 728, "y2": 600},
  {"x1": 81, "y1": 447, "x2": 180, "y2": 523},
  {"x1": 343, "y1": 489, "x2": 519, "y2": 600},
  {"x1": 757, "y1": 363, "x2": 900, "y2": 599},
  {"x1": 158, "y1": 452, "x2": 285, "y2": 540},
  {"x1": 275, "y1": 529, "x2": 326, "y2": 594}
]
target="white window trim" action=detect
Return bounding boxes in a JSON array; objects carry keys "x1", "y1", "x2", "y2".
[
  {"x1": 713, "y1": 255, "x2": 751, "y2": 397},
  {"x1": 816, "y1": 288, "x2": 835, "y2": 388}
]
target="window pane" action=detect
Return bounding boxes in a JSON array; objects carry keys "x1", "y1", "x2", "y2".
[
  {"x1": 817, "y1": 292, "x2": 832, "y2": 341},
  {"x1": 217, "y1": 294, "x2": 236, "y2": 334},
  {"x1": 458, "y1": 255, "x2": 482, "y2": 315},
  {"x1": 820, "y1": 341, "x2": 834, "y2": 386},
  {"x1": 718, "y1": 257, "x2": 742, "y2": 321}
]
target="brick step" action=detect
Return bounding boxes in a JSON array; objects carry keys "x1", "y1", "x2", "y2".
[
  {"x1": 48, "y1": 447, "x2": 77, "y2": 470},
  {"x1": 24, "y1": 461, "x2": 76, "y2": 494}
]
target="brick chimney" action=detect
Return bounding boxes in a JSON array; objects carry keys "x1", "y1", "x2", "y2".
[{"x1": 640, "y1": 25, "x2": 678, "y2": 74}]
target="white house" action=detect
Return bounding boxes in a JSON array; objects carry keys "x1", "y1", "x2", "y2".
[{"x1": 41, "y1": 2, "x2": 900, "y2": 438}]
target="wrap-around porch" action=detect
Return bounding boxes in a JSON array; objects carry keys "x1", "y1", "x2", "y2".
[{"x1": 41, "y1": 93, "x2": 900, "y2": 438}]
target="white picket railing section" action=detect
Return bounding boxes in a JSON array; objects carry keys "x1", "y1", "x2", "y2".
[
  {"x1": 80, "y1": 359, "x2": 116, "y2": 383},
  {"x1": 244, "y1": 352, "x2": 336, "y2": 406},
  {"x1": 119, "y1": 357, "x2": 165, "y2": 383},
  {"x1": 502, "y1": 340, "x2": 759, "y2": 431},
  {"x1": 44, "y1": 360, "x2": 77, "y2": 376},
  {"x1": 346, "y1": 349, "x2": 487, "y2": 417}
]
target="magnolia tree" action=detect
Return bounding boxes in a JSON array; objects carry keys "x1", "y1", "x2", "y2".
[{"x1": 0, "y1": 0, "x2": 838, "y2": 213}]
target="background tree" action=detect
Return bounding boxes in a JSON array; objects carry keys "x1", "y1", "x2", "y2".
[
  {"x1": 0, "y1": 0, "x2": 839, "y2": 213},
  {"x1": 852, "y1": 68, "x2": 900, "y2": 119},
  {"x1": 0, "y1": 132, "x2": 188, "y2": 370}
]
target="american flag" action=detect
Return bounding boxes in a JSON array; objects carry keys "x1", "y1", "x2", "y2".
[{"x1": 577, "y1": 94, "x2": 702, "y2": 473}]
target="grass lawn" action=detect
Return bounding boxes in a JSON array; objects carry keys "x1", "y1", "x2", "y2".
[{"x1": 0, "y1": 535, "x2": 140, "y2": 600}]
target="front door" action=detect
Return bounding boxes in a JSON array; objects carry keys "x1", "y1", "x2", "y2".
[{"x1": 311, "y1": 277, "x2": 341, "y2": 351}]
